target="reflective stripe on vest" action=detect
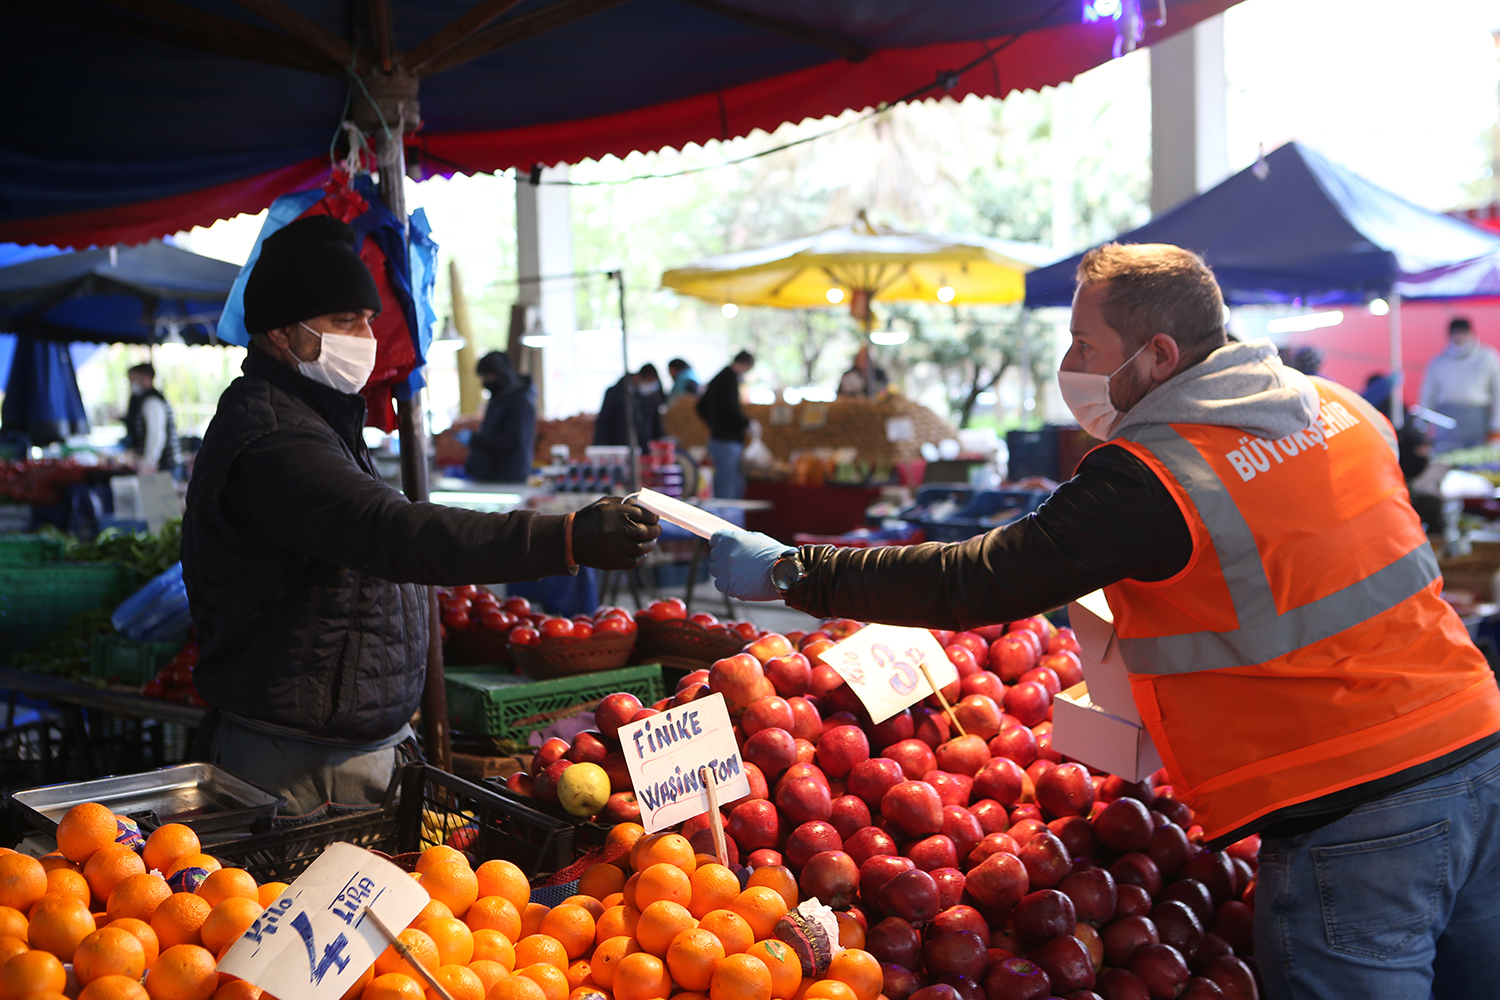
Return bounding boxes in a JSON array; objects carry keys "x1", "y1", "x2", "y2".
[{"x1": 1113, "y1": 422, "x2": 1440, "y2": 674}]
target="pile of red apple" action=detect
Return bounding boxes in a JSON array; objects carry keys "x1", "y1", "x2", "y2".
[
  {"x1": 511, "y1": 617, "x2": 1261, "y2": 1000},
  {"x1": 436, "y1": 588, "x2": 640, "y2": 646}
]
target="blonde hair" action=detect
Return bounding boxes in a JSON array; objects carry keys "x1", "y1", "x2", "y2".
[{"x1": 1076, "y1": 243, "x2": 1227, "y2": 358}]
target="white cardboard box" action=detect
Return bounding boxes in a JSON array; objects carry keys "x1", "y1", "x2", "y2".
[
  {"x1": 1051, "y1": 681, "x2": 1163, "y2": 781},
  {"x1": 1067, "y1": 590, "x2": 1140, "y2": 724}
]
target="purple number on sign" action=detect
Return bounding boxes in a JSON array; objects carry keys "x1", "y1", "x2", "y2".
[{"x1": 871, "y1": 644, "x2": 919, "y2": 695}]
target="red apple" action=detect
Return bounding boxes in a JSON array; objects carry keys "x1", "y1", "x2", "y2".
[
  {"x1": 882, "y1": 964, "x2": 922, "y2": 1000},
  {"x1": 764, "y1": 652, "x2": 812, "y2": 697},
  {"x1": 728, "y1": 798, "x2": 782, "y2": 851},
  {"x1": 924, "y1": 930, "x2": 987, "y2": 980},
  {"x1": 924, "y1": 770, "x2": 974, "y2": 807},
  {"x1": 828, "y1": 794, "x2": 872, "y2": 839},
  {"x1": 1012, "y1": 889, "x2": 1077, "y2": 947},
  {"x1": 1110, "y1": 853, "x2": 1163, "y2": 900},
  {"x1": 1115, "y1": 884, "x2": 1153, "y2": 920},
  {"x1": 709, "y1": 653, "x2": 771, "y2": 715},
  {"x1": 934, "y1": 734, "x2": 991, "y2": 777},
  {"x1": 947, "y1": 644, "x2": 982, "y2": 677},
  {"x1": 1094, "y1": 797, "x2": 1155, "y2": 853},
  {"x1": 989, "y1": 635, "x2": 1040, "y2": 682},
  {"x1": 1103, "y1": 915, "x2": 1160, "y2": 968},
  {"x1": 1161, "y1": 879, "x2": 1214, "y2": 928},
  {"x1": 1035, "y1": 763, "x2": 1095, "y2": 819},
  {"x1": 501, "y1": 596, "x2": 531, "y2": 616},
  {"x1": 817, "y1": 725, "x2": 871, "y2": 779},
  {"x1": 1180, "y1": 852, "x2": 1237, "y2": 905},
  {"x1": 948, "y1": 632, "x2": 989, "y2": 661},
  {"x1": 866, "y1": 916, "x2": 921, "y2": 969},
  {"x1": 1018, "y1": 830, "x2": 1072, "y2": 890},
  {"x1": 809, "y1": 663, "x2": 845, "y2": 697},
  {"x1": 879, "y1": 868, "x2": 942, "y2": 926},
  {"x1": 1048, "y1": 816, "x2": 1097, "y2": 860},
  {"x1": 954, "y1": 695, "x2": 1005, "y2": 739},
  {"x1": 1002, "y1": 682, "x2": 1050, "y2": 728},
  {"x1": 1027, "y1": 934, "x2": 1095, "y2": 993},
  {"x1": 906, "y1": 834, "x2": 959, "y2": 872},
  {"x1": 848, "y1": 757, "x2": 907, "y2": 809},
  {"x1": 602, "y1": 791, "x2": 641, "y2": 823},
  {"x1": 531, "y1": 737, "x2": 569, "y2": 775},
  {"x1": 601, "y1": 751, "x2": 632, "y2": 792},
  {"x1": 989, "y1": 725, "x2": 1038, "y2": 768},
  {"x1": 1040, "y1": 651, "x2": 1083, "y2": 689},
  {"x1": 942, "y1": 805, "x2": 985, "y2": 859},
  {"x1": 776, "y1": 775, "x2": 833, "y2": 824},
  {"x1": 960, "y1": 671, "x2": 1008, "y2": 703},
  {"x1": 1199, "y1": 956, "x2": 1257, "y2": 1000},
  {"x1": 1151, "y1": 900, "x2": 1204, "y2": 961},
  {"x1": 972, "y1": 757, "x2": 1027, "y2": 806},
  {"x1": 743, "y1": 727, "x2": 799, "y2": 777},
  {"x1": 971, "y1": 799, "x2": 1010, "y2": 834},
  {"x1": 983, "y1": 957, "x2": 1052, "y2": 1000},
  {"x1": 1180, "y1": 977, "x2": 1228, "y2": 1000},
  {"x1": 1048, "y1": 627, "x2": 1081, "y2": 655},
  {"x1": 742, "y1": 695, "x2": 795, "y2": 736},
  {"x1": 931, "y1": 867, "x2": 966, "y2": 909},
  {"x1": 886, "y1": 739, "x2": 940, "y2": 780},
  {"x1": 785, "y1": 821, "x2": 844, "y2": 871},
  {"x1": 533, "y1": 759, "x2": 571, "y2": 805},
  {"x1": 564, "y1": 730, "x2": 609, "y2": 765},
  {"x1": 913, "y1": 706, "x2": 953, "y2": 748},
  {"x1": 505, "y1": 772, "x2": 533, "y2": 797},
  {"x1": 1017, "y1": 666, "x2": 1061, "y2": 698},
  {"x1": 1146, "y1": 823, "x2": 1194, "y2": 880},
  {"x1": 966, "y1": 851, "x2": 1030, "y2": 911},
  {"x1": 882, "y1": 780, "x2": 945, "y2": 837},
  {"x1": 860, "y1": 853, "x2": 916, "y2": 906},
  {"x1": 1058, "y1": 868, "x2": 1116, "y2": 927},
  {"x1": 1130, "y1": 944, "x2": 1189, "y2": 1000},
  {"x1": 1209, "y1": 901, "x2": 1254, "y2": 957},
  {"x1": 845, "y1": 825, "x2": 899, "y2": 867}
]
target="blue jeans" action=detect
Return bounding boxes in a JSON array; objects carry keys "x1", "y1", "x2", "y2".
[
  {"x1": 1256, "y1": 741, "x2": 1500, "y2": 999},
  {"x1": 709, "y1": 438, "x2": 745, "y2": 499}
]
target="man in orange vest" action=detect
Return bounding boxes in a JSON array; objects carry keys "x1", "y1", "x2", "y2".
[{"x1": 709, "y1": 243, "x2": 1500, "y2": 999}]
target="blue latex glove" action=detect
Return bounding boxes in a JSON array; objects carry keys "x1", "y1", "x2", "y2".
[{"x1": 711, "y1": 528, "x2": 792, "y2": 602}]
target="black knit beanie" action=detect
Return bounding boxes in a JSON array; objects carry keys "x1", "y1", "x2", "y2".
[{"x1": 242, "y1": 216, "x2": 383, "y2": 334}]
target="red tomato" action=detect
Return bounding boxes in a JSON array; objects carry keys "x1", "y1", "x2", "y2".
[
  {"x1": 731, "y1": 621, "x2": 757, "y2": 640},
  {"x1": 594, "y1": 616, "x2": 629, "y2": 635},
  {"x1": 169, "y1": 663, "x2": 194, "y2": 686},
  {"x1": 502, "y1": 597, "x2": 532, "y2": 616},
  {"x1": 640, "y1": 597, "x2": 688, "y2": 622},
  {"x1": 571, "y1": 621, "x2": 594, "y2": 641},
  {"x1": 688, "y1": 612, "x2": 719, "y2": 627},
  {"x1": 479, "y1": 611, "x2": 511, "y2": 632},
  {"x1": 594, "y1": 606, "x2": 629, "y2": 621},
  {"x1": 446, "y1": 597, "x2": 472, "y2": 617},
  {"x1": 451, "y1": 584, "x2": 480, "y2": 600},
  {"x1": 156, "y1": 665, "x2": 175, "y2": 683},
  {"x1": 473, "y1": 592, "x2": 500, "y2": 610},
  {"x1": 538, "y1": 617, "x2": 575, "y2": 638},
  {"x1": 141, "y1": 679, "x2": 165, "y2": 698},
  {"x1": 442, "y1": 609, "x2": 472, "y2": 630},
  {"x1": 508, "y1": 626, "x2": 541, "y2": 646}
]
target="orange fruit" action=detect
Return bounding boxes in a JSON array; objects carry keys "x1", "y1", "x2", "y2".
[
  {"x1": 612, "y1": 952, "x2": 671, "y2": 1000},
  {"x1": 0, "y1": 909, "x2": 24, "y2": 942},
  {"x1": 411, "y1": 897, "x2": 453, "y2": 927},
  {"x1": 487, "y1": 977, "x2": 546, "y2": 1000},
  {"x1": 475, "y1": 861, "x2": 530, "y2": 911},
  {"x1": 143, "y1": 943, "x2": 218, "y2": 1000},
  {"x1": 464, "y1": 896, "x2": 520, "y2": 940},
  {"x1": 74, "y1": 927, "x2": 147, "y2": 985},
  {"x1": 826, "y1": 949, "x2": 881, "y2": 1000},
  {"x1": 697, "y1": 910, "x2": 752, "y2": 955},
  {"x1": 594, "y1": 904, "x2": 637, "y2": 945},
  {"x1": 519, "y1": 903, "x2": 550, "y2": 939},
  {"x1": 576, "y1": 865, "x2": 624, "y2": 902},
  {"x1": 375, "y1": 927, "x2": 439, "y2": 981},
  {"x1": 747, "y1": 940, "x2": 801, "y2": 1000},
  {"x1": 709, "y1": 952, "x2": 771, "y2": 1000},
  {"x1": 45, "y1": 868, "x2": 90, "y2": 908},
  {"x1": 209, "y1": 983, "x2": 261, "y2": 1000},
  {"x1": 605, "y1": 823, "x2": 645, "y2": 857},
  {"x1": 196, "y1": 869, "x2": 257, "y2": 909},
  {"x1": 564, "y1": 958, "x2": 592, "y2": 990},
  {"x1": 621, "y1": 874, "x2": 639, "y2": 911},
  {"x1": 0, "y1": 936, "x2": 25, "y2": 966},
  {"x1": 833, "y1": 912, "x2": 863, "y2": 950},
  {"x1": 514, "y1": 933, "x2": 568, "y2": 971},
  {"x1": 164, "y1": 855, "x2": 221, "y2": 880},
  {"x1": 415, "y1": 846, "x2": 467, "y2": 875},
  {"x1": 730, "y1": 887, "x2": 786, "y2": 941},
  {"x1": 105, "y1": 917, "x2": 159, "y2": 966},
  {"x1": 539, "y1": 904, "x2": 595, "y2": 961},
  {"x1": 57, "y1": 804, "x2": 118, "y2": 865},
  {"x1": 688, "y1": 866, "x2": 741, "y2": 919},
  {"x1": 517, "y1": 962, "x2": 568, "y2": 1000},
  {"x1": 150, "y1": 893, "x2": 211, "y2": 950},
  {"x1": 599, "y1": 892, "x2": 624, "y2": 910},
  {"x1": 634, "y1": 901, "x2": 694, "y2": 957},
  {"x1": 802, "y1": 982, "x2": 857, "y2": 1000},
  {"x1": 588, "y1": 935, "x2": 638, "y2": 990},
  {"x1": 84, "y1": 846, "x2": 146, "y2": 905},
  {"x1": 430, "y1": 964, "x2": 484, "y2": 1000},
  {"x1": 635, "y1": 865, "x2": 691, "y2": 910},
  {"x1": 666, "y1": 927, "x2": 725, "y2": 993},
  {"x1": 199, "y1": 897, "x2": 261, "y2": 954},
  {"x1": 569, "y1": 989, "x2": 608, "y2": 1000},
  {"x1": 142, "y1": 826, "x2": 200, "y2": 876},
  {"x1": 471, "y1": 928, "x2": 515, "y2": 968},
  {"x1": 561, "y1": 895, "x2": 605, "y2": 921},
  {"x1": 0, "y1": 857, "x2": 45, "y2": 913},
  {"x1": 37, "y1": 855, "x2": 77, "y2": 875},
  {"x1": 419, "y1": 861, "x2": 478, "y2": 919},
  {"x1": 467, "y1": 960, "x2": 508, "y2": 995},
  {"x1": 629, "y1": 835, "x2": 695, "y2": 875},
  {"x1": 418, "y1": 916, "x2": 473, "y2": 966},
  {"x1": 339, "y1": 966, "x2": 373, "y2": 1000},
  {"x1": 746, "y1": 867, "x2": 798, "y2": 910},
  {"x1": 363, "y1": 973, "x2": 426, "y2": 1000},
  {"x1": 255, "y1": 882, "x2": 288, "y2": 908},
  {"x1": 27, "y1": 893, "x2": 95, "y2": 961},
  {"x1": 0, "y1": 948, "x2": 65, "y2": 1000},
  {"x1": 107, "y1": 873, "x2": 172, "y2": 923},
  {"x1": 79, "y1": 974, "x2": 151, "y2": 1000}
]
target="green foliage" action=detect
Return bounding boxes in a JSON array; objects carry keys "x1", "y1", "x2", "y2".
[{"x1": 43, "y1": 518, "x2": 182, "y2": 584}]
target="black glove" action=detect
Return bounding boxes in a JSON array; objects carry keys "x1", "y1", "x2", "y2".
[{"x1": 572, "y1": 496, "x2": 662, "y2": 570}]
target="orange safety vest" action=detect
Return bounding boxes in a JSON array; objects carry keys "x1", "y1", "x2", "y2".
[{"x1": 1102, "y1": 379, "x2": 1500, "y2": 843}]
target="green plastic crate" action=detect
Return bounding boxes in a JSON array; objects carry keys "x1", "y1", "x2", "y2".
[
  {"x1": 0, "y1": 535, "x2": 66, "y2": 565},
  {"x1": 447, "y1": 664, "x2": 665, "y2": 740},
  {"x1": 0, "y1": 562, "x2": 137, "y2": 655},
  {"x1": 90, "y1": 634, "x2": 183, "y2": 685}
]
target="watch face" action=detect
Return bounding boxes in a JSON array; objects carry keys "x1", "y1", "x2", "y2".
[{"x1": 772, "y1": 554, "x2": 801, "y2": 592}]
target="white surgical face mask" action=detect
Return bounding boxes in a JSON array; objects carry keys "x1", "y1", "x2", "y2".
[
  {"x1": 296, "y1": 322, "x2": 377, "y2": 394},
  {"x1": 1057, "y1": 342, "x2": 1150, "y2": 439}
]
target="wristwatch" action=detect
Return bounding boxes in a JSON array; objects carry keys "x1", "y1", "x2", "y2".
[{"x1": 770, "y1": 549, "x2": 807, "y2": 594}]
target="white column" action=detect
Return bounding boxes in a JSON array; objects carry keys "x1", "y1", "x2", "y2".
[
  {"x1": 1149, "y1": 14, "x2": 1230, "y2": 215},
  {"x1": 516, "y1": 164, "x2": 579, "y2": 418}
]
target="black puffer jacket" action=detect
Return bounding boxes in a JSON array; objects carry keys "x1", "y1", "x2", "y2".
[{"x1": 183, "y1": 348, "x2": 571, "y2": 742}]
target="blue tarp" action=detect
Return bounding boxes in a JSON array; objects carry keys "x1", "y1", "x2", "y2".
[
  {"x1": 1, "y1": 338, "x2": 89, "y2": 447},
  {"x1": 1024, "y1": 142, "x2": 1500, "y2": 308}
]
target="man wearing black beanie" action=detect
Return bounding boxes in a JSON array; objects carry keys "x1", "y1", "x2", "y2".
[{"x1": 183, "y1": 215, "x2": 662, "y2": 814}]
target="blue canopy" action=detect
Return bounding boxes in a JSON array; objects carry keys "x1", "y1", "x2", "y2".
[
  {"x1": 1024, "y1": 142, "x2": 1500, "y2": 308},
  {"x1": 0, "y1": 241, "x2": 242, "y2": 345},
  {"x1": 1, "y1": 338, "x2": 90, "y2": 448}
]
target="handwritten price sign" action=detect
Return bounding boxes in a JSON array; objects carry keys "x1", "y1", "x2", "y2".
[
  {"x1": 217, "y1": 843, "x2": 428, "y2": 1000},
  {"x1": 816, "y1": 624, "x2": 958, "y2": 723},
  {"x1": 619, "y1": 692, "x2": 751, "y2": 834}
]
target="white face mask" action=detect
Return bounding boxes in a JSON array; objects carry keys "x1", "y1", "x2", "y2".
[
  {"x1": 296, "y1": 322, "x2": 377, "y2": 395},
  {"x1": 1057, "y1": 342, "x2": 1150, "y2": 439}
]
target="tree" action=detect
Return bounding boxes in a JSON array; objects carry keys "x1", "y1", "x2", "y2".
[{"x1": 897, "y1": 303, "x2": 1054, "y2": 429}]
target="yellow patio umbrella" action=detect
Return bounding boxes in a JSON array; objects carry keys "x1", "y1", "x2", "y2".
[{"x1": 661, "y1": 213, "x2": 1056, "y2": 325}]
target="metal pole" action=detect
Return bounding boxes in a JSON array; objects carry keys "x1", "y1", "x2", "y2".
[
  {"x1": 1388, "y1": 291, "x2": 1404, "y2": 430},
  {"x1": 374, "y1": 123, "x2": 451, "y2": 776},
  {"x1": 615, "y1": 270, "x2": 640, "y2": 491}
]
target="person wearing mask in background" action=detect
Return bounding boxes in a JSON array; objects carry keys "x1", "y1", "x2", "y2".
[
  {"x1": 594, "y1": 364, "x2": 665, "y2": 449},
  {"x1": 463, "y1": 351, "x2": 537, "y2": 483},
  {"x1": 711, "y1": 243, "x2": 1500, "y2": 1000},
  {"x1": 837, "y1": 344, "x2": 889, "y2": 398},
  {"x1": 697, "y1": 350, "x2": 755, "y2": 499},
  {"x1": 123, "y1": 363, "x2": 181, "y2": 475},
  {"x1": 1420, "y1": 317, "x2": 1500, "y2": 452},
  {"x1": 667, "y1": 358, "x2": 700, "y2": 400},
  {"x1": 183, "y1": 216, "x2": 661, "y2": 814}
]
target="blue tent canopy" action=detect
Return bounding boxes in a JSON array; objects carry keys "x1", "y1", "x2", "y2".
[
  {"x1": 0, "y1": 241, "x2": 242, "y2": 345},
  {"x1": 1024, "y1": 142, "x2": 1500, "y2": 308}
]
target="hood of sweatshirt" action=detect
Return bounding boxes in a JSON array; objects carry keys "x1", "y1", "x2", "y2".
[{"x1": 1109, "y1": 338, "x2": 1322, "y2": 441}]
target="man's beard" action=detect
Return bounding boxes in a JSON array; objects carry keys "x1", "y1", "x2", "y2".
[{"x1": 1109, "y1": 355, "x2": 1154, "y2": 414}]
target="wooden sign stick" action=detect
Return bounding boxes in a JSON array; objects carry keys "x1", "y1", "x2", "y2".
[
  {"x1": 699, "y1": 766, "x2": 729, "y2": 868},
  {"x1": 918, "y1": 659, "x2": 967, "y2": 737},
  {"x1": 365, "y1": 906, "x2": 457, "y2": 1000}
]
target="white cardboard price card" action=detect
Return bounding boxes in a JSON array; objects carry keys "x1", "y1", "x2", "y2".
[
  {"x1": 217, "y1": 842, "x2": 428, "y2": 1000},
  {"x1": 620, "y1": 692, "x2": 750, "y2": 833},
  {"x1": 817, "y1": 624, "x2": 958, "y2": 724}
]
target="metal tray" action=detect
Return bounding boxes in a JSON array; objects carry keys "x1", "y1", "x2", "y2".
[{"x1": 10, "y1": 763, "x2": 284, "y2": 837}]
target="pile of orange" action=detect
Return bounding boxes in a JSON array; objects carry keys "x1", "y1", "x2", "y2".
[{"x1": 0, "y1": 807, "x2": 880, "y2": 1000}]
